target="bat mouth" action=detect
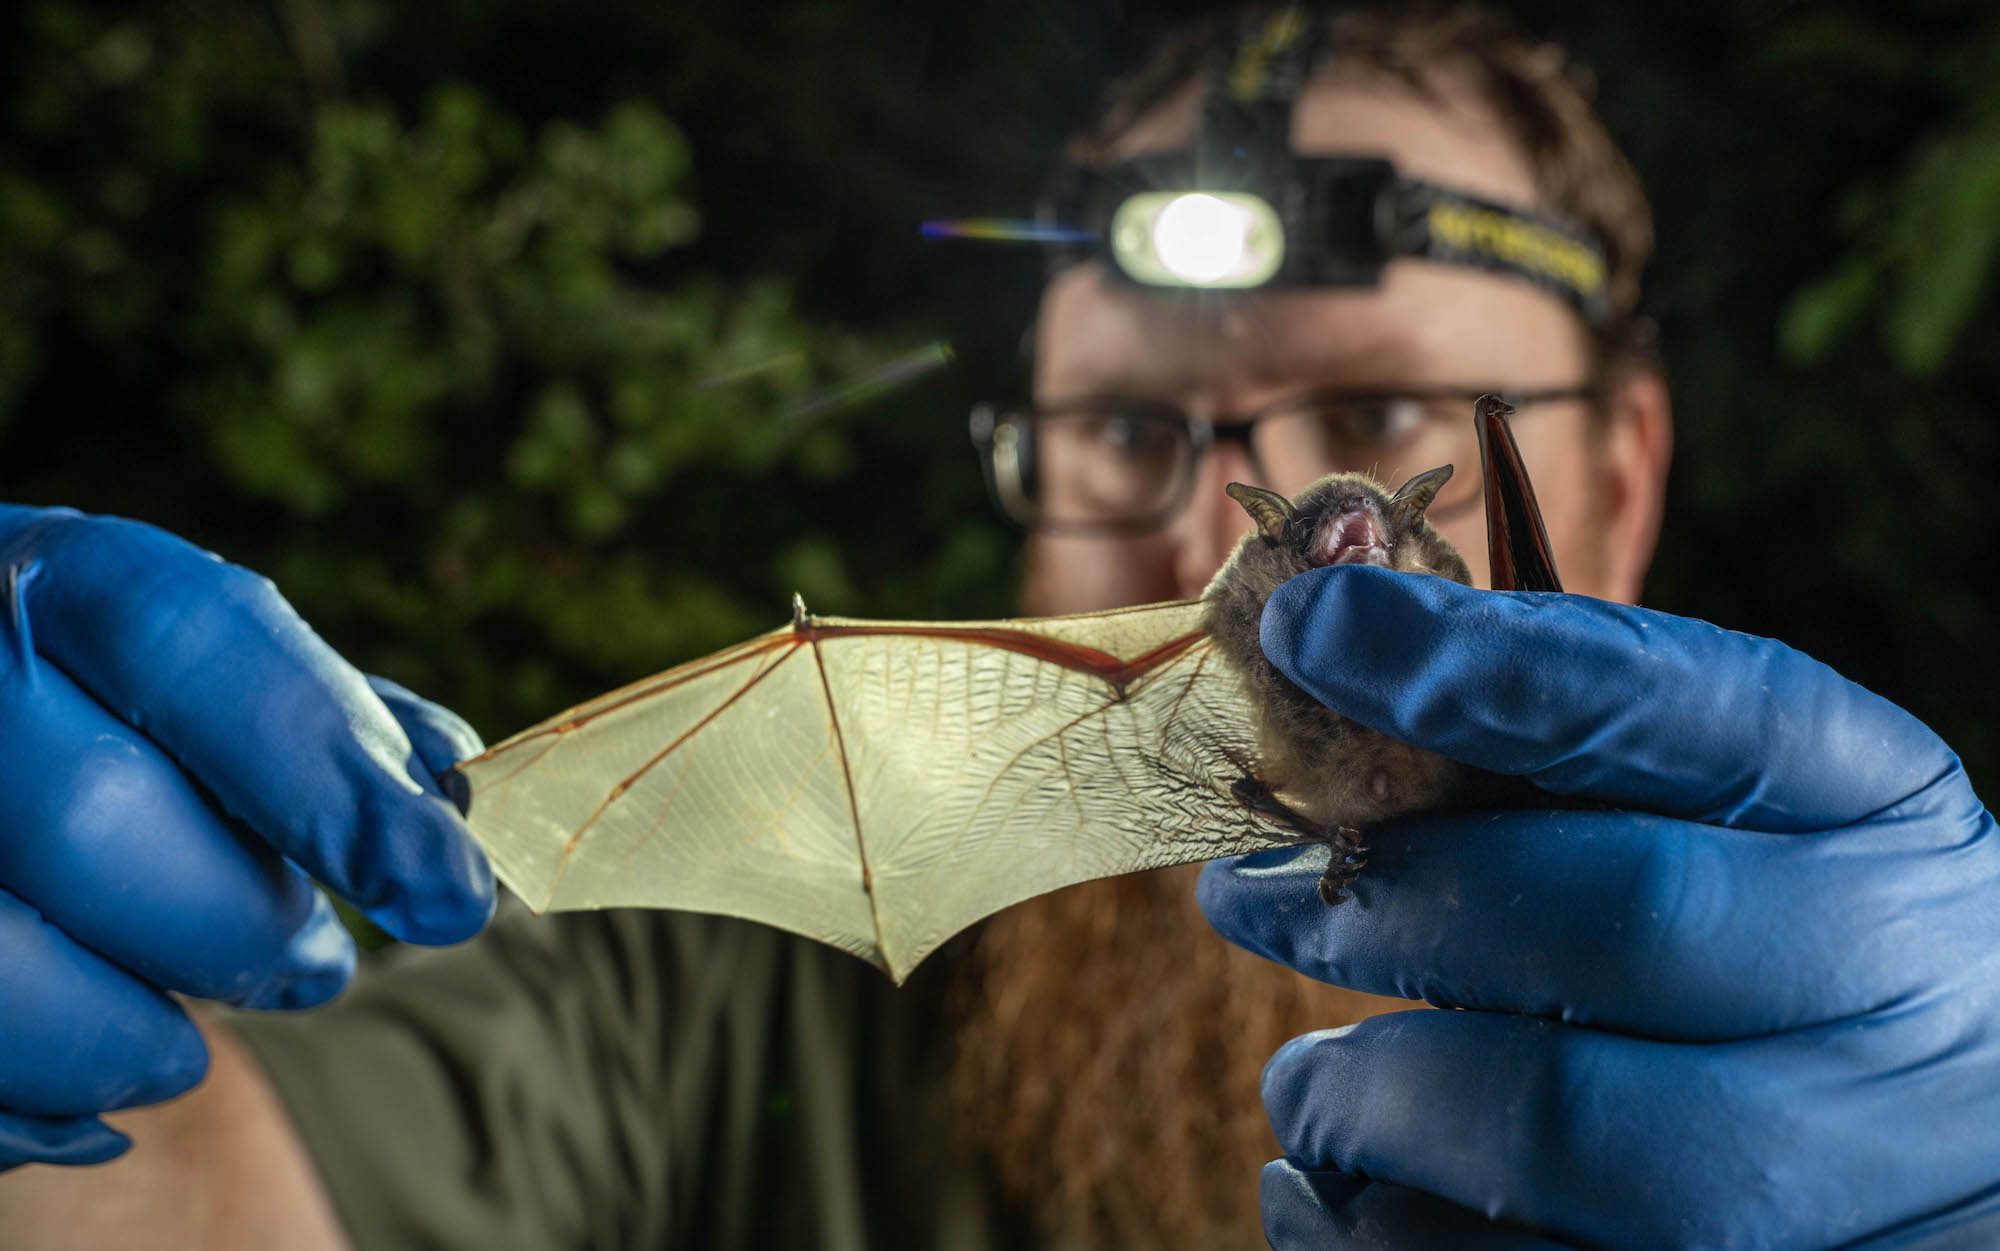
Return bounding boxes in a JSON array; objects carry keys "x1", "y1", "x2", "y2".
[{"x1": 1312, "y1": 503, "x2": 1391, "y2": 568}]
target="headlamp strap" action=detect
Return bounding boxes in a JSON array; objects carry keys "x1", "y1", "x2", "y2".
[
  {"x1": 1195, "y1": 8, "x2": 1329, "y2": 168},
  {"x1": 1388, "y1": 179, "x2": 1611, "y2": 324},
  {"x1": 1191, "y1": 9, "x2": 1608, "y2": 322}
]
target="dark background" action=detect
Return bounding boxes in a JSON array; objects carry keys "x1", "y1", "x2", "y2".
[{"x1": 4, "y1": 1, "x2": 1997, "y2": 794}]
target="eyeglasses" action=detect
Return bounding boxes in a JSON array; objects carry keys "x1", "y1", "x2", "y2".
[{"x1": 969, "y1": 386, "x2": 1594, "y2": 535}]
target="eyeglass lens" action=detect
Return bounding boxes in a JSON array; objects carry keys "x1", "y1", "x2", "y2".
[{"x1": 1002, "y1": 394, "x2": 1524, "y2": 528}]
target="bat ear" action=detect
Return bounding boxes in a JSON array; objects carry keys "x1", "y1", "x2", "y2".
[
  {"x1": 1388, "y1": 464, "x2": 1454, "y2": 522},
  {"x1": 1225, "y1": 482, "x2": 1296, "y2": 541}
]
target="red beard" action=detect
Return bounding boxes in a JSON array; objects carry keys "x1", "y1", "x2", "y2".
[{"x1": 950, "y1": 864, "x2": 1422, "y2": 1249}]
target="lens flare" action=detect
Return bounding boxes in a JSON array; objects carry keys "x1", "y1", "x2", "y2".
[{"x1": 920, "y1": 218, "x2": 1097, "y2": 244}]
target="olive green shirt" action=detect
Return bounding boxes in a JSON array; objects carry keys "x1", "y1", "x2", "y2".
[{"x1": 228, "y1": 903, "x2": 1037, "y2": 1251}]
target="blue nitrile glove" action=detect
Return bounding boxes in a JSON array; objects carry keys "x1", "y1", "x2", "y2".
[
  {"x1": 1197, "y1": 565, "x2": 2000, "y2": 1250},
  {"x1": 0, "y1": 506, "x2": 494, "y2": 1169}
]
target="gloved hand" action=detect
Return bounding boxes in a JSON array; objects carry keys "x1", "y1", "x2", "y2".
[
  {"x1": 0, "y1": 506, "x2": 495, "y2": 1170},
  {"x1": 1198, "y1": 565, "x2": 2000, "y2": 1250}
]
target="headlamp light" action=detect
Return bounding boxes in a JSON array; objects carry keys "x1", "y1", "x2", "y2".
[{"x1": 1111, "y1": 191, "x2": 1285, "y2": 289}]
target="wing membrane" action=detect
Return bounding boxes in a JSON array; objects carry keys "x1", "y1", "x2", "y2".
[{"x1": 457, "y1": 599, "x2": 1273, "y2": 981}]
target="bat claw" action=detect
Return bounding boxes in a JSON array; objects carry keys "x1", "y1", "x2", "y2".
[
  {"x1": 1318, "y1": 827, "x2": 1367, "y2": 905},
  {"x1": 1317, "y1": 870, "x2": 1350, "y2": 906}
]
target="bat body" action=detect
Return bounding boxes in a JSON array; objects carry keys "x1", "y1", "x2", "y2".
[
  {"x1": 455, "y1": 398, "x2": 1558, "y2": 980},
  {"x1": 1204, "y1": 467, "x2": 1475, "y2": 903}
]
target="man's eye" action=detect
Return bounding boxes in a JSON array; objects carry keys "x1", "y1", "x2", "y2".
[
  {"x1": 1083, "y1": 413, "x2": 1176, "y2": 456},
  {"x1": 1324, "y1": 398, "x2": 1426, "y2": 446}
]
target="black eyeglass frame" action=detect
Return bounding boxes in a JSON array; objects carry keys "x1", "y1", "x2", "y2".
[{"x1": 968, "y1": 386, "x2": 1597, "y2": 537}]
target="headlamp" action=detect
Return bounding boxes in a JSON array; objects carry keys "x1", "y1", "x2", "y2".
[
  {"x1": 1045, "y1": 153, "x2": 1609, "y2": 325},
  {"x1": 1112, "y1": 191, "x2": 1285, "y2": 288},
  {"x1": 1030, "y1": 10, "x2": 1613, "y2": 326}
]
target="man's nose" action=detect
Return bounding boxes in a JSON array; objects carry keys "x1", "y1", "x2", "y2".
[{"x1": 1170, "y1": 437, "x2": 1263, "y2": 599}]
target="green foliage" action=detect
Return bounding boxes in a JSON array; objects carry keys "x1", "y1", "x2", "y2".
[
  {"x1": 0, "y1": 0, "x2": 1012, "y2": 741},
  {"x1": 1782, "y1": 122, "x2": 2000, "y2": 375},
  {"x1": 1775, "y1": 9, "x2": 2000, "y2": 374}
]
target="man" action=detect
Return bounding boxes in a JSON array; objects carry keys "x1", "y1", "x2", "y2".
[{"x1": 2, "y1": 7, "x2": 1996, "y2": 1249}]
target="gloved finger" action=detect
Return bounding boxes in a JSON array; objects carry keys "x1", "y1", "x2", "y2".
[
  {"x1": 0, "y1": 1112, "x2": 131, "y2": 1171},
  {"x1": 368, "y1": 675, "x2": 484, "y2": 816},
  {"x1": 232, "y1": 887, "x2": 358, "y2": 1011},
  {"x1": 0, "y1": 642, "x2": 355, "y2": 1005},
  {"x1": 1199, "y1": 804, "x2": 2000, "y2": 1040},
  {"x1": 1261, "y1": 1160, "x2": 1574, "y2": 1249},
  {"x1": 0, "y1": 510, "x2": 494, "y2": 944},
  {"x1": 368, "y1": 675, "x2": 484, "y2": 777},
  {"x1": 1260, "y1": 566, "x2": 1964, "y2": 832},
  {"x1": 1262, "y1": 1010, "x2": 2000, "y2": 1250},
  {"x1": 0, "y1": 889, "x2": 208, "y2": 1118}
]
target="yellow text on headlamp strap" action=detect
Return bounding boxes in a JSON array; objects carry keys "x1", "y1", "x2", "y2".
[{"x1": 1427, "y1": 200, "x2": 1607, "y2": 300}]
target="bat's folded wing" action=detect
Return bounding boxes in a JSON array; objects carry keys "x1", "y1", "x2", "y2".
[{"x1": 456, "y1": 599, "x2": 1272, "y2": 981}]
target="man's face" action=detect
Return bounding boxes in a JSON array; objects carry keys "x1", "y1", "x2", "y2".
[
  {"x1": 963, "y1": 70, "x2": 1675, "y2": 1251},
  {"x1": 1022, "y1": 75, "x2": 1670, "y2": 613}
]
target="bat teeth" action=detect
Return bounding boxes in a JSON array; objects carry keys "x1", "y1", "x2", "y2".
[{"x1": 1312, "y1": 503, "x2": 1391, "y2": 569}]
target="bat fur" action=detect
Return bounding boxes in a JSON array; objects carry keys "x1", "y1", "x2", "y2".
[{"x1": 1200, "y1": 466, "x2": 1475, "y2": 905}]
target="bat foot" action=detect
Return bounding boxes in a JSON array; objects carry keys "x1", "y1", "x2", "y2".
[
  {"x1": 1231, "y1": 775, "x2": 1369, "y2": 904},
  {"x1": 1317, "y1": 832, "x2": 1366, "y2": 906}
]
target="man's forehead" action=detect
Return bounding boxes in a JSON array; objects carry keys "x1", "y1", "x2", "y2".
[{"x1": 1034, "y1": 269, "x2": 1439, "y2": 401}]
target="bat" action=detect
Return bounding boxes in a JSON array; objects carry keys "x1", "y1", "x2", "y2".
[
  {"x1": 1204, "y1": 465, "x2": 1473, "y2": 907},
  {"x1": 455, "y1": 396, "x2": 1558, "y2": 982}
]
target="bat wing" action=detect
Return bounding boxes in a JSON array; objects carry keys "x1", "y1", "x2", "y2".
[
  {"x1": 455, "y1": 598, "x2": 1275, "y2": 982},
  {"x1": 1477, "y1": 394, "x2": 1564, "y2": 593}
]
